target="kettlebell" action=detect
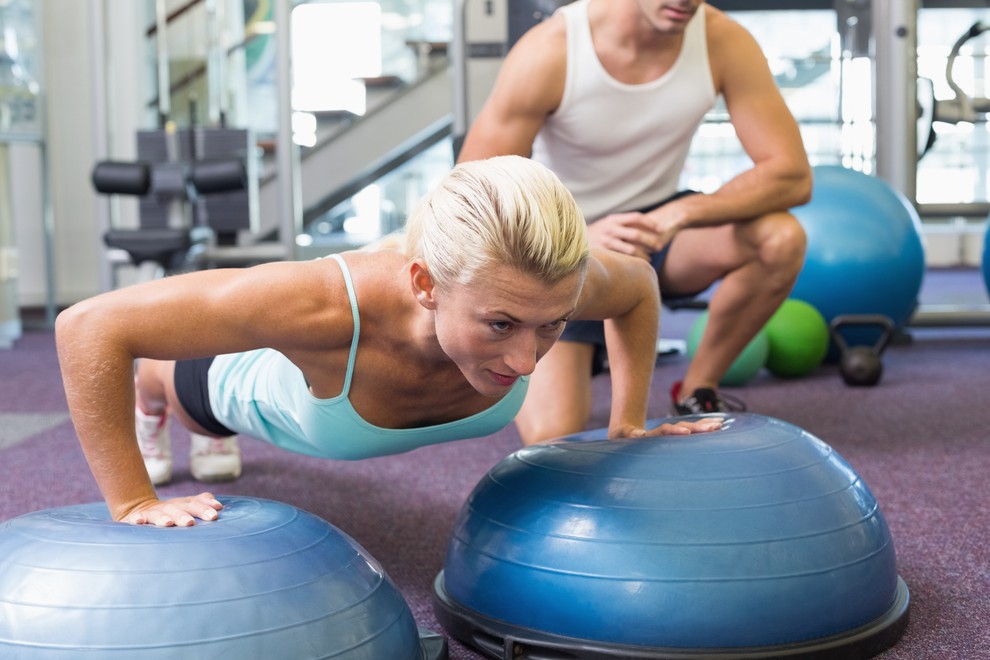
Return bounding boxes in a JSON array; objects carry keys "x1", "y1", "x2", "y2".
[{"x1": 829, "y1": 314, "x2": 896, "y2": 387}]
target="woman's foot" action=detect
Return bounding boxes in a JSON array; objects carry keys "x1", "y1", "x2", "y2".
[
  {"x1": 135, "y1": 407, "x2": 173, "y2": 485},
  {"x1": 189, "y1": 434, "x2": 242, "y2": 482}
]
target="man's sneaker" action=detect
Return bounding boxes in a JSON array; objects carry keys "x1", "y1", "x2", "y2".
[
  {"x1": 189, "y1": 434, "x2": 242, "y2": 482},
  {"x1": 135, "y1": 407, "x2": 173, "y2": 486},
  {"x1": 670, "y1": 381, "x2": 746, "y2": 416}
]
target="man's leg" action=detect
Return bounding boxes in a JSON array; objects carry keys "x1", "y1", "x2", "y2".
[
  {"x1": 660, "y1": 211, "x2": 806, "y2": 403},
  {"x1": 515, "y1": 340, "x2": 596, "y2": 445}
]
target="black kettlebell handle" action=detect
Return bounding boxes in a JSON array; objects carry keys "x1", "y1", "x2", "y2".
[{"x1": 828, "y1": 314, "x2": 896, "y2": 354}]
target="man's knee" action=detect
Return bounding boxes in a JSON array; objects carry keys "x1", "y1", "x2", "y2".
[{"x1": 754, "y1": 212, "x2": 806, "y2": 274}]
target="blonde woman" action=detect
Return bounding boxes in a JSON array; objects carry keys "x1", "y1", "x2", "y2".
[{"x1": 56, "y1": 156, "x2": 720, "y2": 528}]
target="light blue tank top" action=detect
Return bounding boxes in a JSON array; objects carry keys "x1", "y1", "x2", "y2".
[{"x1": 207, "y1": 254, "x2": 529, "y2": 459}]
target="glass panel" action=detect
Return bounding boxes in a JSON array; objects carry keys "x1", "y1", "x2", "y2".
[
  {"x1": 0, "y1": 0, "x2": 42, "y2": 136},
  {"x1": 149, "y1": 0, "x2": 453, "y2": 147},
  {"x1": 241, "y1": 0, "x2": 279, "y2": 137},
  {"x1": 292, "y1": 3, "x2": 382, "y2": 116},
  {"x1": 282, "y1": 0, "x2": 455, "y2": 251},
  {"x1": 685, "y1": 7, "x2": 990, "y2": 210},
  {"x1": 916, "y1": 8, "x2": 990, "y2": 206},
  {"x1": 681, "y1": 10, "x2": 847, "y2": 194},
  {"x1": 237, "y1": 0, "x2": 453, "y2": 143},
  {"x1": 301, "y1": 137, "x2": 453, "y2": 252}
]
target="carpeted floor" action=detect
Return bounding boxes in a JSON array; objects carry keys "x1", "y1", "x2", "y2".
[{"x1": 1, "y1": 269, "x2": 989, "y2": 659}]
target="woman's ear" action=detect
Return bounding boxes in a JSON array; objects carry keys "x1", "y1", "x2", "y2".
[{"x1": 409, "y1": 260, "x2": 438, "y2": 309}]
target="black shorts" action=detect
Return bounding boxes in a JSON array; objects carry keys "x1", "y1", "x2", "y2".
[
  {"x1": 173, "y1": 357, "x2": 236, "y2": 436},
  {"x1": 560, "y1": 190, "x2": 703, "y2": 376}
]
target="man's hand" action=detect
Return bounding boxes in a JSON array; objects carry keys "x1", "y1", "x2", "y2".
[
  {"x1": 587, "y1": 212, "x2": 657, "y2": 260},
  {"x1": 120, "y1": 492, "x2": 224, "y2": 527},
  {"x1": 589, "y1": 204, "x2": 686, "y2": 260}
]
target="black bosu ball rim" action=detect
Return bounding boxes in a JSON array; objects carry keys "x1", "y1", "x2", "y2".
[
  {"x1": 417, "y1": 626, "x2": 450, "y2": 660},
  {"x1": 432, "y1": 572, "x2": 910, "y2": 660}
]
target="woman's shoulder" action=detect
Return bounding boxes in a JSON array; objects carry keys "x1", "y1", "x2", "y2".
[
  {"x1": 325, "y1": 249, "x2": 407, "y2": 289},
  {"x1": 324, "y1": 249, "x2": 411, "y2": 321}
]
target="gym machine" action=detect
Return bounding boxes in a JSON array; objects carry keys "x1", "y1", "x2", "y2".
[
  {"x1": 92, "y1": 125, "x2": 254, "y2": 279},
  {"x1": 92, "y1": 0, "x2": 258, "y2": 282}
]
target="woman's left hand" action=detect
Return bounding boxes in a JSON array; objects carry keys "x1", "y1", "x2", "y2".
[{"x1": 612, "y1": 416, "x2": 724, "y2": 439}]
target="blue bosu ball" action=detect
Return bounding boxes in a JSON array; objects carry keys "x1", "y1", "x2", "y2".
[
  {"x1": 791, "y1": 165, "x2": 925, "y2": 352},
  {"x1": 434, "y1": 413, "x2": 909, "y2": 658},
  {"x1": 0, "y1": 497, "x2": 446, "y2": 659}
]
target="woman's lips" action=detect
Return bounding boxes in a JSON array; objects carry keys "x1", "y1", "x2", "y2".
[{"x1": 490, "y1": 371, "x2": 518, "y2": 387}]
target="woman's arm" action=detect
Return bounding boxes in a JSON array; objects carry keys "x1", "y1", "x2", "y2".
[
  {"x1": 55, "y1": 259, "x2": 351, "y2": 524},
  {"x1": 576, "y1": 249, "x2": 722, "y2": 438}
]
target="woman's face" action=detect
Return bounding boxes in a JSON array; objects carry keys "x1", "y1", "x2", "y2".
[{"x1": 429, "y1": 263, "x2": 584, "y2": 398}]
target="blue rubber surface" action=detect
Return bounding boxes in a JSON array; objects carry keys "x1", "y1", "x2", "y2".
[
  {"x1": 439, "y1": 413, "x2": 906, "y2": 651},
  {"x1": 0, "y1": 497, "x2": 431, "y2": 659}
]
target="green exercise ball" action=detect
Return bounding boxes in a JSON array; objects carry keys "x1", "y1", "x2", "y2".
[
  {"x1": 686, "y1": 311, "x2": 769, "y2": 386},
  {"x1": 763, "y1": 299, "x2": 830, "y2": 378}
]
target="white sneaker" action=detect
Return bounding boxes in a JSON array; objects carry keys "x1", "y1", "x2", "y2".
[
  {"x1": 135, "y1": 407, "x2": 173, "y2": 486},
  {"x1": 189, "y1": 434, "x2": 242, "y2": 482}
]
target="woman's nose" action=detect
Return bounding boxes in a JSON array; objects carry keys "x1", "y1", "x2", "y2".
[{"x1": 503, "y1": 333, "x2": 538, "y2": 376}]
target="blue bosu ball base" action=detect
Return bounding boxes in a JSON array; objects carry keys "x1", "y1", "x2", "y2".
[
  {"x1": 434, "y1": 576, "x2": 908, "y2": 659},
  {"x1": 433, "y1": 413, "x2": 909, "y2": 659},
  {"x1": 0, "y1": 497, "x2": 447, "y2": 660}
]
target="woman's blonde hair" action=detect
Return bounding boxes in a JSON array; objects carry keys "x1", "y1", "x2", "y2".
[{"x1": 404, "y1": 155, "x2": 590, "y2": 290}]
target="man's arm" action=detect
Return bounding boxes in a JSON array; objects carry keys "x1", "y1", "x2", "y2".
[
  {"x1": 457, "y1": 17, "x2": 566, "y2": 162},
  {"x1": 636, "y1": 9, "x2": 813, "y2": 243}
]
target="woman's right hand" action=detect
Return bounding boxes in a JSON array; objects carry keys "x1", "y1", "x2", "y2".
[{"x1": 120, "y1": 492, "x2": 224, "y2": 527}]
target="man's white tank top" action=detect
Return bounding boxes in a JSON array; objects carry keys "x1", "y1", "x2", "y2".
[{"x1": 530, "y1": 0, "x2": 716, "y2": 222}]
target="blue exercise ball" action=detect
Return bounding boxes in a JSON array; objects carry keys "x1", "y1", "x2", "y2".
[
  {"x1": 791, "y1": 166, "x2": 925, "y2": 351},
  {"x1": 0, "y1": 497, "x2": 446, "y2": 659},
  {"x1": 434, "y1": 413, "x2": 909, "y2": 658}
]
